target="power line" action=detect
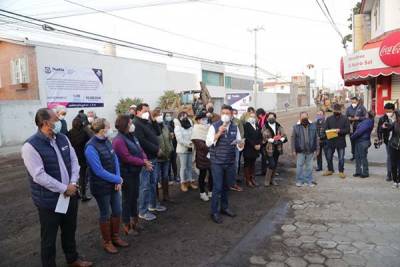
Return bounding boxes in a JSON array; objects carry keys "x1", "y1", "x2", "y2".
[{"x1": 0, "y1": 9, "x2": 252, "y2": 68}]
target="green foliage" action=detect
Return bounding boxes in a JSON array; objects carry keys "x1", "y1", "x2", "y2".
[
  {"x1": 115, "y1": 97, "x2": 143, "y2": 115},
  {"x1": 158, "y1": 90, "x2": 180, "y2": 110}
]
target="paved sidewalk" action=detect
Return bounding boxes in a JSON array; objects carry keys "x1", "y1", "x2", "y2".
[{"x1": 245, "y1": 162, "x2": 400, "y2": 267}]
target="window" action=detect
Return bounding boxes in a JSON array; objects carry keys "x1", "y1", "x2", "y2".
[
  {"x1": 225, "y1": 76, "x2": 232, "y2": 88},
  {"x1": 374, "y1": 0, "x2": 380, "y2": 31},
  {"x1": 10, "y1": 56, "x2": 30, "y2": 84},
  {"x1": 202, "y1": 70, "x2": 224, "y2": 87}
]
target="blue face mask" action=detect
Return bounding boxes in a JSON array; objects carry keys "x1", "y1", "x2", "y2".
[
  {"x1": 52, "y1": 121, "x2": 62, "y2": 134},
  {"x1": 316, "y1": 115, "x2": 324, "y2": 121}
]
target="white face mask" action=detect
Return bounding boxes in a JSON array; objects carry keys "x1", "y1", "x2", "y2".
[
  {"x1": 248, "y1": 117, "x2": 256, "y2": 124},
  {"x1": 200, "y1": 118, "x2": 209, "y2": 125},
  {"x1": 234, "y1": 114, "x2": 239, "y2": 119},
  {"x1": 351, "y1": 103, "x2": 357, "y2": 108},
  {"x1": 165, "y1": 116, "x2": 172, "y2": 122},
  {"x1": 129, "y1": 124, "x2": 135, "y2": 133},
  {"x1": 221, "y1": 114, "x2": 231, "y2": 123},
  {"x1": 141, "y1": 112, "x2": 150, "y2": 120},
  {"x1": 88, "y1": 117, "x2": 94, "y2": 123},
  {"x1": 156, "y1": 116, "x2": 163, "y2": 123},
  {"x1": 105, "y1": 129, "x2": 113, "y2": 139},
  {"x1": 386, "y1": 112, "x2": 393, "y2": 118}
]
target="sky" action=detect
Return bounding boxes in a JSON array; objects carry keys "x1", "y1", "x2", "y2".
[{"x1": 0, "y1": 0, "x2": 359, "y2": 89}]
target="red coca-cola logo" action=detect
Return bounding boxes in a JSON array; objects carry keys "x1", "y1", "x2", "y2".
[{"x1": 379, "y1": 31, "x2": 400, "y2": 67}]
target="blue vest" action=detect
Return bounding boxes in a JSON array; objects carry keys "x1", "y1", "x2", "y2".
[
  {"x1": 86, "y1": 137, "x2": 116, "y2": 196},
  {"x1": 293, "y1": 123, "x2": 318, "y2": 153},
  {"x1": 115, "y1": 133, "x2": 143, "y2": 178},
  {"x1": 209, "y1": 121, "x2": 237, "y2": 165},
  {"x1": 26, "y1": 131, "x2": 72, "y2": 210}
]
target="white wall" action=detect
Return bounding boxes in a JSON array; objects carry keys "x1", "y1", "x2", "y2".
[
  {"x1": 166, "y1": 70, "x2": 198, "y2": 92},
  {"x1": 371, "y1": 0, "x2": 400, "y2": 39}
]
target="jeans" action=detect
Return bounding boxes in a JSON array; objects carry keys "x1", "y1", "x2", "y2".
[
  {"x1": 350, "y1": 138, "x2": 356, "y2": 157},
  {"x1": 94, "y1": 190, "x2": 122, "y2": 223},
  {"x1": 121, "y1": 171, "x2": 140, "y2": 224},
  {"x1": 296, "y1": 153, "x2": 314, "y2": 184},
  {"x1": 199, "y1": 168, "x2": 213, "y2": 193},
  {"x1": 267, "y1": 150, "x2": 280, "y2": 170},
  {"x1": 157, "y1": 160, "x2": 170, "y2": 183},
  {"x1": 178, "y1": 152, "x2": 193, "y2": 183},
  {"x1": 138, "y1": 159, "x2": 158, "y2": 215},
  {"x1": 260, "y1": 145, "x2": 267, "y2": 174},
  {"x1": 355, "y1": 140, "x2": 370, "y2": 176},
  {"x1": 385, "y1": 144, "x2": 392, "y2": 179},
  {"x1": 390, "y1": 147, "x2": 400, "y2": 183},
  {"x1": 38, "y1": 196, "x2": 79, "y2": 267},
  {"x1": 325, "y1": 147, "x2": 345, "y2": 172},
  {"x1": 210, "y1": 163, "x2": 235, "y2": 214}
]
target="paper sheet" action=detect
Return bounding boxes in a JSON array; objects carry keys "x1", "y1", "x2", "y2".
[
  {"x1": 55, "y1": 194, "x2": 70, "y2": 214},
  {"x1": 230, "y1": 139, "x2": 245, "y2": 145}
]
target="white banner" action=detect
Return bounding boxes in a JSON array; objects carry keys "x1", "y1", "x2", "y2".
[
  {"x1": 44, "y1": 66, "x2": 104, "y2": 108},
  {"x1": 343, "y1": 48, "x2": 387, "y2": 74}
]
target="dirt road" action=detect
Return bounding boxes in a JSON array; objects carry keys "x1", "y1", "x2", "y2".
[{"x1": 0, "y1": 107, "x2": 316, "y2": 267}]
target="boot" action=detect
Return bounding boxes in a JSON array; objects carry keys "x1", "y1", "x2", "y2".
[
  {"x1": 249, "y1": 165, "x2": 258, "y2": 187},
  {"x1": 271, "y1": 170, "x2": 279, "y2": 186},
  {"x1": 99, "y1": 221, "x2": 118, "y2": 254},
  {"x1": 122, "y1": 223, "x2": 131, "y2": 236},
  {"x1": 244, "y1": 167, "x2": 254, "y2": 187},
  {"x1": 180, "y1": 182, "x2": 188, "y2": 192},
  {"x1": 110, "y1": 217, "x2": 129, "y2": 248},
  {"x1": 264, "y1": 169, "x2": 273, "y2": 187},
  {"x1": 162, "y1": 180, "x2": 171, "y2": 202},
  {"x1": 131, "y1": 216, "x2": 144, "y2": 233}
]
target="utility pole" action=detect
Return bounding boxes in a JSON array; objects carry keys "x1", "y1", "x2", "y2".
[{"x1": 248, "y1": 26, "x2": 264, "y2": 108}]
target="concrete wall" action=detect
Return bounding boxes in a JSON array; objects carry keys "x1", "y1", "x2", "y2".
[
  {"x1": 371, "y1": 0, "x2": 400, "y2": 39},
  {"x1": 166, "y1": 70, "x2": 198, "y2": 92}
]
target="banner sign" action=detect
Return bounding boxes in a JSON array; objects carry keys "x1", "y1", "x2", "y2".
[
  {"x1": 226, "y1": 93, "x2": 251, "y2": 116},
  {"x1": 44, "y1": 66, "x2": 104, "y2": 108},
  {"x1": 343, "y1": 47, "x2": 387, "y2": 74}
]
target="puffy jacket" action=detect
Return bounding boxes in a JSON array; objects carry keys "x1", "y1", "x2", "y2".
[
  {"x1": 174, "y1": 119, "x2": 193, "y2": 153},
  {"x1": 158, "y1": 124, "x2": 173, "y2": 161},
  {"x1": 351, "y1": 118, "x2": 374, "y2": 143}
]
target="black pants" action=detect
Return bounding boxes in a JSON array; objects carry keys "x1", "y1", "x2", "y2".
[
  {"x1": 78, "y1": 165, "x2": 88, "y2": 197},
  {"x1": 38, "y1": 196, "x2": 79, "y2": 267},
  {"x1": 390, "y1": 147, "x2": 400, "y2": 183},
  {"x1": 260, "y1": 145, "x2": 267, "y2": 174},
  {"x1": 122, "y1": 172, "x2": 140, "y2": 224},
  {"x1": 316, "y1": 143, "x2": 326, "y2": 170},
  {"x1": 350, "y1": 138, "x2": 356, "y2": 157},
  {"x1": 169, "y1": 150, "x2": 178, "y2": 179},
  {"x1": 199, "y1": 168, "x2": 213, "y2": 193}
]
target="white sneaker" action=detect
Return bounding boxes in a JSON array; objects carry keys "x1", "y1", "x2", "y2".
[
  {"x1": 308, "y1": 183, "x2": 316, "y2": 187},
  {"x1": 392, "y1": 183, "x2": 398, "y2": 188},
  {"x1": 208, "y1": 192, "x2": 212, "y2": 198},
  {"x1": 200, "y1": 192, "x2": 209, "y2": 202},
  {"x1": 296, "y1": 182, "x2": 303, "y2": 187},
  {"x1": 397, "y1": 183, "x2": 400, "y2": 188}
]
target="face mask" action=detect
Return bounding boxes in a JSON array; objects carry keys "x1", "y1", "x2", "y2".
[
  {"x1": 129, "y1": 124, "x2": 135, "y2": 133},
  {"x1": 52, "y1": 121, "x2": 62, "y2": 134},
  {"x1": 165, "y1": 116, "x2": 172, "y2": 122},
  {"x1": 207, "y1": 107, "x2": 214, "y2": 113},
  {"x1": 386, "y1": 112, "x2": 393, "y2": 118},
  {"x1": 88, "y1": 117, "x2": 94, "y2": 123},
  {"x1": 141, "y1": 112, "x2": 150, "y2": 120},
  {"x1": 58, "y1": 115, "x2": 65, "y2": 120},
  {"x1": 234, "y1": 114, "x2": 239, "y2": 119},
  {"x1": 105, "y1": 129, "x2": 113, "y2": 139},
  {"x1": 316, "y1": 115, "x2": 324, "y2": 121},
  {"x1": 352, "y1": 103, "x2": 357, "y2": 108},
  {"x1": 156, "y1": 116, "x2": 163, "y2": 123},
  {"x1": 334, "y1": 112, "x2": 341, "y2": 116},
  {"x1": 221, "y1": 114, "x2": 231, "y2": 123},
  {"x1": 268, "y1": 118, "x2": 276, "y2": 124},
  {"x1": 248, "y1": 117, "x2": 256, "y2": 124},
  {"x1": 200, "y1": 118, "x2": 209, "y2": 125},
  {"x1": 301, "y1": 118, "x2": 309, "y2": 125}
]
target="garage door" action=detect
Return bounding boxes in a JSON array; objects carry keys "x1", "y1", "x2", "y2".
[{"x1": 391, "y1": 75, "x2": 400, "y2": 103}]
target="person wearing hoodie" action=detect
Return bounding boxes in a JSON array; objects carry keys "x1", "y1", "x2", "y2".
[
  {"x1": 191, "y1": 110, "x2": 213, "y2": 202},
  {"x1": 174, "y1": 111, "x2": 196, "y2": 192},
  {"x1": 291, "y1": 112, "x2": 319, "y2": 187},
  {"x1": 152, "y1": 109, "x2": 174, "y2": 202},
  {"x1": 351, "y1": 111, "x2": 375, "y2": 178}
]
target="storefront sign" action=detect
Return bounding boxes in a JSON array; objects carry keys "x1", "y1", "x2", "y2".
[
  {"x1": 343, "y1": 48, "x2": 387, "y2": 74},
  {"x1": 379, "y1": 31, "x2": 400, "y2": 67},
  {"x1": 44, "y1": 66, "x2": 104, "y2": 108}
]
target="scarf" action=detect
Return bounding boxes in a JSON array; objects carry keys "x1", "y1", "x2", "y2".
[{"x1": 191, "y1": 124, "x2": 209, "y2": 141}]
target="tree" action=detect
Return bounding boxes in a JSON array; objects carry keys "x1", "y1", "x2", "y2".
[
  {"x1": 115, "y1": 97, "x2": 143, "y2": 115},
  {"x1": 158, "y1": 90, "x2": 180, "y2": 110}
]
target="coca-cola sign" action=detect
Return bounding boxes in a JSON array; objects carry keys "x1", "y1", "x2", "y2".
[{"x1": 379, "y1": 31, "x2": 400, "y2": 67}]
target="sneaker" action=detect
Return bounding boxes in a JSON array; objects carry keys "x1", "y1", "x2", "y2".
[
  {"x1": 308, "y1": 183, "x2": 316, "y2": 187},
  {"x1": 339, "y1": 172, "x2": 346, "y2": 179},
  {"x1": 353, "y1": 173, "x2": 361, "y2": 177},
  {"x1": 139, "y1": 212, "x2": 156, "y2": 221},
  {"x1": 157, "y1": 182, "x2": 162, "y2": 189},
  {"x1": 148, "y1": 204, "x2": 167, "y2": 212},
  {"x1": 189, "y1": 182, "x2": 198, "y2": 190},
  {"x1": 295, "y1": 182, "x2": 303, "y2": 187},
  {"x1": 392, "y1": 183, "x2": 398, "y2": 188},
  {"x1": 180, "y1": 183, "x2": 188, "y2": 192},
  {"x1": 207, "y1": 192, "x2": 212, "y2": 198},
  {"x1": 168, "y1": 181, "x2": 174, "y2": 186},
  {"x1": 200, "y1": 193, "x2": 209, "y2": 202},
  {"x1": 398, "y1": 183, "x2": 400, "y2": 188},
  {"x1": 323, "y1": 171, "x2": 333, "y2": 176}
]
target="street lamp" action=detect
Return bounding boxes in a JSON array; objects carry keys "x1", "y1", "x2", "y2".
[{"x1": 248, "y1": 26, "x2": 264, "y2": 108}]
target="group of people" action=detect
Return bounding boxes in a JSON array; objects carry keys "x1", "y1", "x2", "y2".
[{"x1": 22, "y1": 96, "x2": 398, "y2": 267}]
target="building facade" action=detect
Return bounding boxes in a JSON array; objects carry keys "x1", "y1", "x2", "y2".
[{"x1": 342, "y1": 0, "x2": 400, "y2": 115}]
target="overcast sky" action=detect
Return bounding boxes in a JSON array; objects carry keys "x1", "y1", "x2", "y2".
[{"x1": 0, "y1": 0, "x2": 359, "y2": 89}]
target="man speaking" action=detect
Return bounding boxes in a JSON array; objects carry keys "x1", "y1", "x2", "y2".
[{"x1": 206, "y1": 104, "x2": 244, "y2": 224}]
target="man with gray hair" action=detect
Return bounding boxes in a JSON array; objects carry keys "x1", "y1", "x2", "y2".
[
  {"x1": 55, "y1": 105, "x2": 68, "y2": 135},
  {"x1": 291, "y1": 112, "x2": 319, "y2": 187}
]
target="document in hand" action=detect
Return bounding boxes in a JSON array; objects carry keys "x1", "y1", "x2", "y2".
[
  {"x1": 55, "y1": 194, "x2": 70, "y2": 214},
  {"x1": 230, "y1": 138, "x2": 245, "y2": 145},
  {"x1": 325, "y1": 129, "x2": 338, "y2": 140}
]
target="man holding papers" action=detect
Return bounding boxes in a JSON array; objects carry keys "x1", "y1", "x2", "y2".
[{"x1": 21, "y1": 108, "x2": 92, "y2": 267}]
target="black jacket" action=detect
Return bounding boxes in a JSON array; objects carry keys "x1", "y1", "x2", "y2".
[
  {"x1": 377, "y1": 114, "x2": 392, "y2": 145},
  {"x1": 243, "y1": 122, "x2": 262, "y2": 160},
  {"x1": 67, "y1": 127, "x2": 90, "y2": 168},
  {"x1": 60, "y1": 119, "x2": 68, "y2": 135},
  {"x1": 133, "y1": 117, "x2": 160, "y2": 159},
  {"x1": 323, "y1": 114, "x2": 350, "y2": 149}
]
